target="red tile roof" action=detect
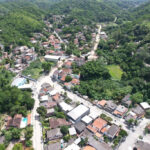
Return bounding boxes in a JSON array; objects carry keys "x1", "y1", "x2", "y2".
[{"x1": 92, "y1": 118, "x2": 107, "y2": 131}]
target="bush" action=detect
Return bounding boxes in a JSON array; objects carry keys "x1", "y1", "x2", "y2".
[{"x1": 25, "y1": 140, "x2": 32, "y2": 147}]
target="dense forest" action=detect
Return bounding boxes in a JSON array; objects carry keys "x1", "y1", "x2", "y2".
[{"x1": 74, "y1": 0, "x2": 150, "y2": 104}]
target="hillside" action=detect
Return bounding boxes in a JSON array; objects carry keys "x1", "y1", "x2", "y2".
[
  {"x1": 75, "y1": 0, "x2": 150, "y2": 102},
  {"x1": 0, "y1": 1, "x2": 45, "y2": 47}
]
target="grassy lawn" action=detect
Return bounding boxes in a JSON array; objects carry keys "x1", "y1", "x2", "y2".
[
  {"x1": 106, "y1": 65, "x2": 123, "y2": 81},
  {"x1": 22, "y1": 59, "x2": 43, "y2": 79}
]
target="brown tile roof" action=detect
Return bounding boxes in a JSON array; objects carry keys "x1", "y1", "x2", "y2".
[
  {"x1": 92, "y1": 118, "x2": 107, "y2": 131},
  {"x1": 60, "y1": 75, "x2": 66, "y2": 82},
  {"x1": 27, "y1": 114, "x2": 31, "y2": 126},
  {"x1": 49, "y1": 118, "x2": 71, "y2": 129},
  {"x1": 83, "y1": 146, "x2": 96, "y2": 150},
  {"x1": 98, "y1": 100, "x2": 107, "y2": 107}
]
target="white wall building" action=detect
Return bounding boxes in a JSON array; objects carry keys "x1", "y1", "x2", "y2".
[
  {"x1": 44, "y1": 55, "x2": 60, "y2": 62},
  {"x1": 67, "y1": 104, "x2": 90, "y2": 123}
]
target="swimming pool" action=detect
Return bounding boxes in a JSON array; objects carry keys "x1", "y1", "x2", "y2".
[{"x1": 20, "y1": 117, "x2": 28, "y2": 128}]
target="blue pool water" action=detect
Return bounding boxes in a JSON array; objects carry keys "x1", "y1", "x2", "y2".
[{"x1": 22, "y1": 118, "x2": 27, "y2": 124}]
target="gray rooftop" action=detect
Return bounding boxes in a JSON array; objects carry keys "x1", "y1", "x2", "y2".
[
  {"x1": 135, "y1": 141, "x2": 150, "y2": 150},
  {"x1": 45, "y1": 142, "x2": 61, "y2": 150},
  {"x1": 107, "y1": 124, "x2": 120, "y2": 139}
]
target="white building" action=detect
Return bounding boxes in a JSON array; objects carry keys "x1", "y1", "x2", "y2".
[
  {"x1": 40, "y1": 95, "x2": 49, "y2": 102},
  {"x1": 69, "y1": 127, "x2": 77, "y2": 136},
  {"x1": 64, "y1": 143, "x2": 80, "y2": 150},
  {"x1": 140, "y1": 102, "x2": 150, "y2": 110},
  {"x1": 67, "y1": 104, "x2": 90, "y2": 123},
  {"x1": 59, "y1": 102, "x2": 73, "y2": 113},
  {"x1": 44, "y1": 55, "x2": 60, "y2": 62},
  {"x1": 81, "y1": 115, "x2": 93, "y2": 125}
]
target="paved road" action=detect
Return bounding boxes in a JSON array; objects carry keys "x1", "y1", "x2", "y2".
[
  {"x1": 118, "y1": 118, "x2": 150, "y2": 150},
  {"x1": 88, "y1": 24, "x2": 101, "y2": 60}
]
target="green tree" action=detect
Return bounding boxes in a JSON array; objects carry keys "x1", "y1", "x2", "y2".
[
  {"x1": 60, "y1": 126, "x2": 69, "y2": 135},
  {"x1": 37, "y1": 106, "x2": 47, "y2": 118},
  {"x1": 25, "y1": 127, "x2": 33, "y2": 140},
  {"x1": 42, "y1": 62, "x2": 52, "y2": 73},
  {"x1": 131, "y1": 92, "x2": 143, "y2": 104},
  {"x1": 0, "y1": 144, "x2": 5, "y2": 150},
  {"x1": 11, "y1": 128, "x2": 21, "y2": 140},
  {"x1": 12, "y1": 143, "x2": 23, "y2": 150},
  {"x1": 65, "y1": 76, "x2": 72, "y2": 82},
  {"x1": 145, "y1": 110, "x2": 150, "y2": 118}
]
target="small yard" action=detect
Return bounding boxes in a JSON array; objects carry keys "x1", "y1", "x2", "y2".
[
  {"x1": 106, "y1": 65, "x2": 123, "y2": 81},
  {"x1": 22, "y1": 59, "x2": 43, "y2": 79}
]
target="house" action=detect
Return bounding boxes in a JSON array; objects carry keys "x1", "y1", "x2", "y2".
[
  {"x1": 135, "y1": 141, "x2": 150, "y2": 150},
  {"x1": 64, "y1": 61, "x2": 72, "y2": 68},
  {"x1": 0, "y1": 136, "x2": 5, "y2": 144},
  {"x1": 47, "y1": 108, "x2": 55, "y2": 117},
  {"x1": 6, "y1": 114, "x2": 22, "y2": 129},
  {"x1": 67, "y1": 104, "x2": 90, "y2": 123},
  {"x1": 97, "y1": 100, "x2": 107, "y2": 108},
  {"x1": 104, "y1": 100, "x2": 117, "y2": 113},
  {"x1": 59, "y1": 102, "x2": 73, "y2": 113},
  {"x1": 49, "y1": 118, "x2": 71, "y2": 129},
  {"x1": 40, "y1": 95, "x2": 49, "y2": 103},
  {"x1": 125, "y1": 111, "x2": 137, "y2": 123},
  {"x1": 81, "y1": 115, "x2": 93, "y2": 125},
  {"x1": 53, "y1": 70, "x2": 59, "y2": 81},
  {"x1": 52, "y1": 93, "x2": 61, "y2": 102},
  {"x1": 71, "y1": 78, "x2": 80, "y2": 85},
  {"x1": 88, "y1": 136, "x2": 112, "y2": 150},
  {"x1": 83, "y1": 146, "x2": 96, "y2": 150},
  {"x1": 140, "y1": 102, "x2": 150, "y2": 110},
  {"x1": 74, "y1": 121, "x2": 86, "y2": 133},
  {"x1": 45, "y1": 142, "x2": 61, "y2": 150},
  {"x1": 106, "y1": 124, "x2": 120, "y2": 139},
  {"x1": 74, "y1": 57, "x2": 85, "y2": 67},
  {"x1": 122, "y1": 94, "x2": 132, "y2": 107},
  {"x1": 69, "y1": 127, "x2": 77, "y2": 136},
  {"x1": 44, "y1": 55, "x2": 60, "y2": 62},
  {"x1": 46, "y1": 128, "x2": 63, "y2": 141},
  {"x1": 132, "y1": 105, "x2": 145, "y2": 119},
  {"x1": 64, "y1": 143, "x2": 80, "y2": 150},
  {"x1": 64, "y1": 82, "x2": 73, "y2": 90},
  {"x1": 113, "y1": 105, "x2": 128, "y2": 118},
  {"x1": 87, "y1": 118, "x2": 107, "y2": 133}
]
